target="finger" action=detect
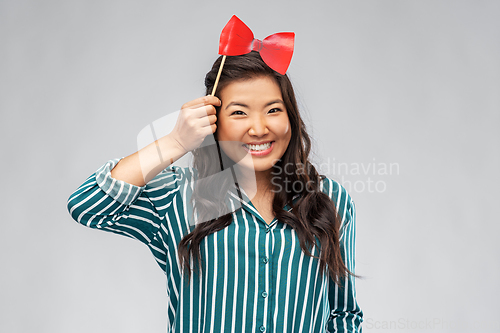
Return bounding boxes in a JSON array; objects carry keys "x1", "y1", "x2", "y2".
[
  {"x1": 199, "y1": 123, "x2": 216, "y2": 137},
  {"x1": 198, "y1": 114, "x2": 217, "y2": 128},
  {"x1": 205, "y1": 123, "x2": 217, "y2": 134},
  {"x1": 201, "y1": 105, "x2": 217, "y2": 116},
  {"x1": 204, "y1": 114, "x2": 217, "y2": 126},
  {"x1": 182, "y1": 96, "x2": 221, "y2": 110},
  {"x1": 184, "y1": 105, "x2": 217, "y2": 119}
]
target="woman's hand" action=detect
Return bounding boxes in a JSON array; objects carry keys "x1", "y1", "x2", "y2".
[
  {"x1": 110, "y1": 96, "x2": 220, "y2": 187},
  {"x1": 168, "y1": 96, "x2": 221, "y2": 154}
]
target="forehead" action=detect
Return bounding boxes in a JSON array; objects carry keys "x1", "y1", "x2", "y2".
[{"x1": 219, "y1": 76, "x2": 282, "y2": 104}]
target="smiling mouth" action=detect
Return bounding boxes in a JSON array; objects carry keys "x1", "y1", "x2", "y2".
[{"x1": 243, "y1": 142, "x2": 273, "y2": 151}]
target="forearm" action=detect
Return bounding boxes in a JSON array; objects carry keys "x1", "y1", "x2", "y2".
[
  {"x1": 111, "y1": 134, "x2": 187, "y2": 187},
  {"x1": 67, "y1": 158, "x2": 172, "y2": 245}
]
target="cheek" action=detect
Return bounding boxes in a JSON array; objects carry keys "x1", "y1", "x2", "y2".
[
  {"x1": 217, "y1": 119, "x2": 245, "y2": 141},
  {"x1": 278, "y1": 112, "x2": 291, "y2": 135},
  {"x1": 280, "y1": 122, "x2": 292, "y2": 149},
  {"x1": 284, "y1": 122, "x2": 290, "y2": 135},
  {"x1": 276, "y1": 120, "x2": 291, "y2": 138}
]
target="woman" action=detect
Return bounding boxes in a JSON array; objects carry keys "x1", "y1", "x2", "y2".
[{"x1": 67, "y1": 51, "x2": 363, "y2": 332}]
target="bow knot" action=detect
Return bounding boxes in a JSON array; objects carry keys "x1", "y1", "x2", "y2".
[
  {"x1": 251, "y1": 39, "x2": 263, "y2": 52},
  {"x1": 218, "y1": 15, "x2": 295, "y2": 75}
]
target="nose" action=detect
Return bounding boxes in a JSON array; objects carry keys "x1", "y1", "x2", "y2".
[{"x1": 248, "y1": 114, "x2": 269, "y2": 137}]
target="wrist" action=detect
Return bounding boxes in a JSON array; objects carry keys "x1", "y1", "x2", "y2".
[{"x1": 160, "y1": 134, "x2": 188, "y2": 161}]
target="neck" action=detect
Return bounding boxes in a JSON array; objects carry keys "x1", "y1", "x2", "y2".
[{"x1": 233, "y1": 166, "x2": 274, "y2": 201}]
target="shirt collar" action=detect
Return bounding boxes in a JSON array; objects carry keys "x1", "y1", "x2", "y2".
[{"x1": 226, "y1": 183, "x2": 301, "y2": 223}]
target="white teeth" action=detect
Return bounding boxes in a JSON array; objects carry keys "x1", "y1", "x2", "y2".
[{"x1": 245, "y1": 142, "x2": 272, "y2": 151}]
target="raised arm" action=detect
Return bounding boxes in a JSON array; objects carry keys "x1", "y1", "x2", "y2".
[
  {"x1": 66, "y1": 96, "x2": 220, "y2": 270},
  {"x1": 110, "y1": 95, "x2": 220, "y2": 186}
]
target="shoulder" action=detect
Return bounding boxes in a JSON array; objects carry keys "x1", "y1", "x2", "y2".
[{"x1": 319, "y1": 176, "x2": 356, "y2": 228}]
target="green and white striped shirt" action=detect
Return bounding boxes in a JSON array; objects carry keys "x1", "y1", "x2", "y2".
[{"x1": 67, "y1": 158, "x2": 363, "y2": 333}]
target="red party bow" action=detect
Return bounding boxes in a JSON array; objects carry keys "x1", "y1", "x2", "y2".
[{"x1": 218, "y1": 15, "x2": 295, "y2": 75}]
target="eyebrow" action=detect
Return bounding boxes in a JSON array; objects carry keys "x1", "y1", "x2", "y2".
[{"x1": 225, "y1": 99, "x2": 284, "y2": 110}]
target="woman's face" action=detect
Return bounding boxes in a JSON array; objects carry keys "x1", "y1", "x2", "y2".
[{"x1": 216, "y1": 76, "x2": 292, "y2": 178}]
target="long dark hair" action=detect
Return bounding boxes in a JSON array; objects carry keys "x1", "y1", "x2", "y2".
[{"x1": 178, "y1": 51, "x2": 353, "y2": 286}]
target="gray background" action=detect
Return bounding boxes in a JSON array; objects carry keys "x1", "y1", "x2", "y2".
[{"x1": 1, "y1": 0, "x2": 499, "y2": 332}]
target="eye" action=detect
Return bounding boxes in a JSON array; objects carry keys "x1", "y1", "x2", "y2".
[
  {"x1": 268, "y1": 108, "x2": 282, "y2": 114},
  {"x1": 230, "y1": 110, "x2": 246, "y2": 116}
]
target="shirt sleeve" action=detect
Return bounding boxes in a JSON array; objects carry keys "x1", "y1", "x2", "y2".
[
  {"x1": 322, "y1": 178, "x2": 364, "y2": 333},
  {"x1": 66, "y1": 158, "x2": 188, "y2": 272}
]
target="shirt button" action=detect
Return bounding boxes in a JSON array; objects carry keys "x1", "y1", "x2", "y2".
[
  {"x1": 265, "y1": 228, "x2": 271, "y2": 233},
  {"x1": 262, "y1": 257, "x2": 269, "y2": 264},
  {"x1": 259, "y1": 325, "x2": 266, "y2": 332},
  {"x1": 261, "y1": 291, "x2": 268, "y2": 298}
]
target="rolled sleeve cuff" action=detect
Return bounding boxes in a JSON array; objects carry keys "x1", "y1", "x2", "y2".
[{"x1": 95, "y1": 158, "x2": 145, "y2": 206}]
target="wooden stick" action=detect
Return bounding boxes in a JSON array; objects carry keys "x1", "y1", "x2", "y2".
[{"x1": 210, "y1": 55, "x2": 226, "y2": 96}]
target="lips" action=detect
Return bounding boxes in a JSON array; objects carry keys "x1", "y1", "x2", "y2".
[
  {"x1": 244, "y1": 142, "x2": 273, "y2": 151},
  {"x1": 242, "y1": 141, "x2": 275, "y2": 156}
]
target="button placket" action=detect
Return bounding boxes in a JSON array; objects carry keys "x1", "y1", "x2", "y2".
[{"x1": 261, "y1": 223, "x2": 271, "y2": 333}]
